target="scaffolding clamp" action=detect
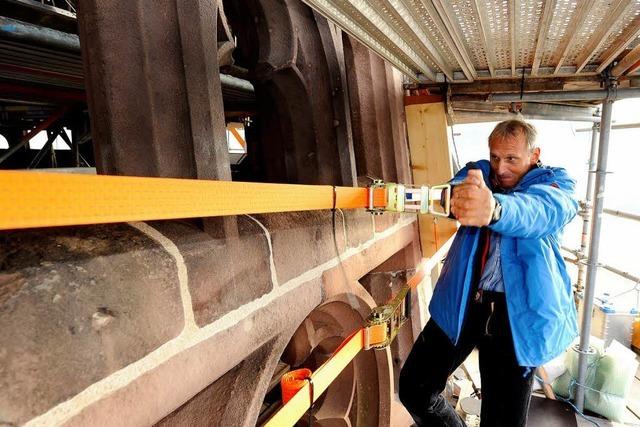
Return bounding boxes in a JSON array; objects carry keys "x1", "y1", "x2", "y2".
[{"x1": 363, "y1": 283, "x2": 411, "y2": 350}]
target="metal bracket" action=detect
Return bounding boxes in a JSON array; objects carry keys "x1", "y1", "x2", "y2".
[
  {"x1": 385, "y1": 183, "x2": 406, "y2": 212},
  {"x1": 427, "y1": 184, "x2": 451, "y2": 217},
  {"x1": 367, "y1": 179, "x2": 386, "y2": 215}
]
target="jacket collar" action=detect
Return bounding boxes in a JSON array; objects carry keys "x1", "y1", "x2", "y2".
[{"x1": 478, "y1": 160, "x2": 553, "y2": 193}]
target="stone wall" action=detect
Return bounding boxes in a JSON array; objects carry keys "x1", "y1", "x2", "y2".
[
  {"x1": 1, "y1": 213, "x2": 420, "y2": 426},
  {"x1": 0, "y1": 0, "x2": 424, "y2": 425}
]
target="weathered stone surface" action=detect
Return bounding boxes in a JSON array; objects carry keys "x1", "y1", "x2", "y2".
[
  {"x1": 223, "y1": 0, "x2": 342, "y2": 185},
  {"x1": 343, "y1": 35, "x2": 407, "y2": 184},
  {"x1": 344, "y1": 34, "x2": 384, "y2": 180},
  {"x1": 370, "y1": 53, "x2": 398, "y2": 182},
  {"x1": 154, "y1": 335, "x2": 286, "y2": 427},
  {"x1": 63, "y1": 279, "x2": 319, "y2": 427},
  {"x1": 77, "y1": 0, "x2": 230, "y2": 181},
  {"x1": 155, "y1": 361, "x2": 243, "y2": 426},
  {"x1": 372, "y1": 241, "x2": 421, "y2": 274},
  {"x1": 342, "y1": 209, "x2": 374, "y2": 249},
  {"x1": 150, "y1": 216, "x2": 272, "y2": 327},
  {"x1": 374, "y1": 212, "x2": 402, "y2": 233},
  {"x1": 0, "y1": 224, "x2": 184, "y2": 425},
  {"x1": 252, "y1": 210, "x2": 346, "y2": 284}
]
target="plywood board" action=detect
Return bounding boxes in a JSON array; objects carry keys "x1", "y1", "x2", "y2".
[{"x1": 405, "y1": 102, "x2": 458, "y2": 259}]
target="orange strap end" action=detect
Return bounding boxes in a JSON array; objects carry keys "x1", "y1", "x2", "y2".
[{"x1": 280, "y1": 368, "x2": 313, "y2": 404}]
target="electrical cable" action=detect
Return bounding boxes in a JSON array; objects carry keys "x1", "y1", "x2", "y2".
[{"x1": 331, "y1": 186, "x2": 359, "y2": 310}]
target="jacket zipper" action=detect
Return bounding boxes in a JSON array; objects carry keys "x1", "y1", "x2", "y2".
[{"x1": 485, "y1": 301, "x2": 495, "y2": 336}]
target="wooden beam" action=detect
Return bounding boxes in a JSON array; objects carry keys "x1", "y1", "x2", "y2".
[
  {"x1": 418, "y1": 0, "x2": 477, "y2": 81},
  {"x1": 626, "y1": 58, "x2": 640, "y2": 76},
  {"x1": 510, "y1": 0, "x2": 517, "y2": 76},
  {"x1": 596, "y1": 16, "x2": 640, "y2": 73},
  {"x1": 612, "y1": 43, "x2": 640, "y2": 76},
  {"x1": 404, "y1": 94, "x2": 445, "y2": 105},
  {"x1": 553, "y1": 0, "x2": 598, "y2": 74},
  {"x1": 574, "y1": 0, "x2": 635, "y2": 73},
  {"x1": 404, "y1": 102, "x2": 458, "y2": 257},
  {"x1": 531, "y1": 0, "x2": 556, "y2": 75},
  {"x1": 470, "y1": 0, "x2": 496, "y2": 77},
  {"x1": 442, "y1": 75, "x2": 601, "y2": 95}
]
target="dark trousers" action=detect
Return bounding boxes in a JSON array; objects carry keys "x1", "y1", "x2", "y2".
[{"x1": 399, "y1": 293, "x2": 534, "y2": 427}]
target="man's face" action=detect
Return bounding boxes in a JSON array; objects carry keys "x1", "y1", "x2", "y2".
[{"x1": 489, "y1": 131, "x2": 540, "y2": 189}]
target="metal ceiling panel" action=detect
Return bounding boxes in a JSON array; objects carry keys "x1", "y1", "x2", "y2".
[{"x1": 303, "y1": 0, "x2": 640, "y2": 82}]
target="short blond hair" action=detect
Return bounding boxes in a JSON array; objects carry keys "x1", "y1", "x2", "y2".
[{"x1": 488, "y1": 119, "x2": 538, "y2": 151}]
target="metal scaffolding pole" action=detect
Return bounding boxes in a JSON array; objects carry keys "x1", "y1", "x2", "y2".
[
  {"x1": 574, "y1": 85, "x2": 615, "y2": 411},
  {"x1": 0, "y1": 16, "x2": 80, "y2": 52},
  {"x1": 575, "y1": 120, "x2": 599, "y2": 294},
  {"x1": 603, "y1": 208, "x2": 640, "y2": 222}
]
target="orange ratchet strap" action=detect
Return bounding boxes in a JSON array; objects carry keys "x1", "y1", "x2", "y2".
[
  {"x1": 0, "y1": 171, "x2": 386, "y2": 230},
  {"x1": 264, "y1": 265, "x2": 427, "y2": 426}
]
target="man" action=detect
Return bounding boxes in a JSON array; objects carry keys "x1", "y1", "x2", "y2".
[{"x1": 399, "y1": 120, "x2": 578, "y2": 426}]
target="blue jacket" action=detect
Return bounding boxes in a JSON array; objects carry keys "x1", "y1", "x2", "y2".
[{"x1": 428, "y1": 160, "x2": 579, "y2": 367}]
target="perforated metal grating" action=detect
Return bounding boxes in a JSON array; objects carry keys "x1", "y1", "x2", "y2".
[
  {"x1": 402, "y1": 0, "x2": 462, "y2": 73},
  {"x1": 302, "y1": 0, "x2": 640, "y2": 81},
  {"x1": 539, "y1": 0, "x2": 577, "y2": 67},
  {"x1": 592, "y1": 1, "x2": 640, "y2": 67},
  {"x1": 564, "y1": 0, "x2": 612, "y2": 65},
  {"x1": 516, "y1": 0, "x2": 544, "y2": 69},
  {"x1": 482, "y1": 0, "x2": 512, "y2": 70},
  {"x1": 449, "y1": 0, "x2": 491, "y2": 71}
]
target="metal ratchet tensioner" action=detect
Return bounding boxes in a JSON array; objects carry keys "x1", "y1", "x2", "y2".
[
  {"x1": 366, "y1": 181, "x2": 451, "y2": 217},
  {"x1": 363, "y1": 283, "x2": 412, "y2": 350}
]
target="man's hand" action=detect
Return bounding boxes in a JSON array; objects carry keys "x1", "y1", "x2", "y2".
[{"x1": 451, "y1": 169, "x2": 496, "y2": 227}]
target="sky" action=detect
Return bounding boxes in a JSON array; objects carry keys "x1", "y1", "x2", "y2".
[{"x1": 450, "y1": 98, "x2": 640, "y2": 312}]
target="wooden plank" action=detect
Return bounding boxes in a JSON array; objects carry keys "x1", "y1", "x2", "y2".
[
  {"x1": 404, "y1": 94, "x2": 445, "y2": 105},
  {"x1": 404, "y1": 102, "x2": 458, "y2": 258},
  {"x1": 626, "y1": 58, "x2": 640, "y2": 75},
  {"x1": 444, "y1": 75, "x2": 600, "y2": 95},
  {"x1": 510, "y1": 0, "x2": 517, "y2": 76},
  {"x1": 612, "y1": 43, "x2": 640, "y2": 76}
]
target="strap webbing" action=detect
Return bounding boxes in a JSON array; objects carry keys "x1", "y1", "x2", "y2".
[
  {"x1": 264, "y1": 266, "x2": 427, "y2": 426},
  {"x1": 0, "y1": 171, "x2": 387, "y2": 230}
]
